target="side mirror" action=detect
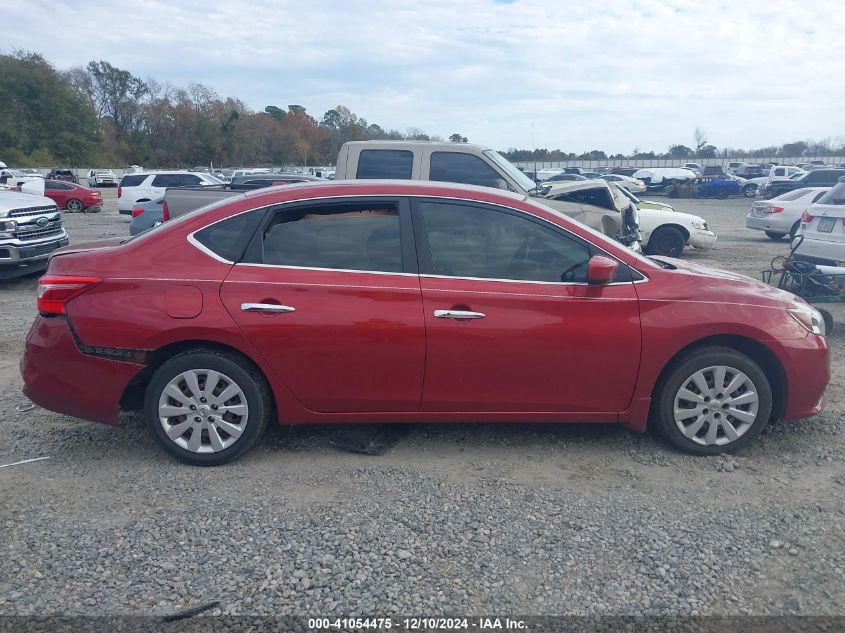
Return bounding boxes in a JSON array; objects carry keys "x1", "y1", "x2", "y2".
[{"x1": 587, "y1": 255, "x2": 619, "y2": 285}]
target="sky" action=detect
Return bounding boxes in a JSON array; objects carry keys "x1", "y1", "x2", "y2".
[{"x1": 2, "y1": 0, "x2": 844, "y2": 154}]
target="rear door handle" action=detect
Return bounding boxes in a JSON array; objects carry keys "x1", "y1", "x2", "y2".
[
  {"x1": 433, "y1": 309, "x2": 485, "y2": 320},
  {"x1": 241, "y1": 303, "x2": 296, "y2": 313}
]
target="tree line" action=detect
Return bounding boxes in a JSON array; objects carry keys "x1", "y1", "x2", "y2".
[{"x1": 1, "y1": 51, "x2": 842, "y2": 168}]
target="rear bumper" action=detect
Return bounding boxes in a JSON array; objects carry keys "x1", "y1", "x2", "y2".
[
  {"x1": 20, "y1": 316, "x2": 143, "y2": 425},
  {"x1": 776, "y1": 335, "x2": 831, "y2": 420},
  {"x1": 746, "y1": 214, "x2": 792, "y2": 233},
  {"x1": 795, "y1": 239, "x2": 845, "y2": 266}
]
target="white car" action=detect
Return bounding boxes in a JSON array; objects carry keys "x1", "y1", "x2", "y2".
[
  {"x1": 632, "y1": 167, "x2": 698, "y2": 186},
  {"x1": 117, "y1": 171, "x2": 223, "y2": 214},
  {"x1": 547, "y1": 180, "x2": 716, "y2": 257},
  {"x1": 600, "y1": 174, "x2": 647, "y2": 193},
  {"x1": 793, "y1": 180, "x2": 845, "y2": 266},
  {"x1": 536, "y1": 167, "x2": 565, "y2": 181},
  {"x1": 746, "y1": 187, "x2": 829, "y2": 240},
  {"x1": 87, "y1": 169, "x2": 118, "y2": 187}
]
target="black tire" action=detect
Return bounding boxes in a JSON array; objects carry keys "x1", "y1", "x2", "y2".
[
  {"x1": 667, "y1": 189, "x2": 679, "y2": 199},
  {"x1": 819, "y1": 309, "x2": 834, "y2": 335},
  {"x1": 645, "y1": 226, "x2": 686, "y2": 257},
  {"x1": 66, "y1": 198, "x2": 83, "y2": 212},
  {"x1": 143, "y1": 349, "x2": 271, "y2": 466},
  {"x1": 765, "y1": 230, "x2": 786, "y2": 240},
  {"x1": 714, "y1": 188, "x2": 729, "y2": 200},
  {"x1": 742, "y1": 185, "x2": 757, "y2": 198},
  {"x1": 789, "y1": 221, "x2": 800, "y2": 239},
  {"x1": 652, "y1": 346, "x2": 772, "y2": 455}
]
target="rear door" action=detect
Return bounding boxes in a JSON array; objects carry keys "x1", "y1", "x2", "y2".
[
  {"x1": 149, "y1": 174, "x2": 183, "y2": 198},
  {"x1": 412, "y1": 198, "x2": 641, "y2": 414},
  {"x1": 219, "y1": 196, "x2": 426, "y2": 413}
]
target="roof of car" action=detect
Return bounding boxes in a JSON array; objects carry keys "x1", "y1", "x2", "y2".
[{"x1": 241, "y1": 178, "x2": 530, "y2": 204}]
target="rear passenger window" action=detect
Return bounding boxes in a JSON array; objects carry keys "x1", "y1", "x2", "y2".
[
  {"x1": 193, "y1": 211, "x2": 265, "y2": 262},
  {"x1": 356, "y1": 150, "x2": 414, "y2": 179},
  {"x1": 119, "y1": 175, "x2": 146, "y2": 187},
  {"x1": 180, "y1": 174, "x2": 203, "y2": 186},
  {"x1": 260, "y1": 202, "x2": 402, "y2": 273},
  {"x1": 429, "y1": 152, "x2": 505, "y2": 189},
  {"x1": 152, "y1": 174, "x2": 184, "y2": 187}
]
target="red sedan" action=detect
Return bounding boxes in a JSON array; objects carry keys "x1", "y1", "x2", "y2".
[
  {"x1": 21, "y1": 181, "x2": 830, "y2": 465},
  {"x1": 43, "y1": 179, "x2": 102, "y2": 212}
]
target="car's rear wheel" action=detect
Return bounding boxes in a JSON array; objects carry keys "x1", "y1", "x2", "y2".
[
  {"x1": 653, "y1": 346, "x2": 772, "y2": 455},
  {"x1": 66, "y1": 198, "x2": 83, "y2": 212},
  {"x1": 714, "y1": 188, "x2": 730, "y2": 199},
  {"x1": 645, "y1": 226, "x2": 686, "y2": 257},
  {"x1": 765, "y1": 230, "x2": 786, "y2": 240},
  {"x1": 143, "y1": 349, "x2": 270, "y2": 466},
  {"x1": 789, "y1": 221, "x2": 800, "y2": 239}
]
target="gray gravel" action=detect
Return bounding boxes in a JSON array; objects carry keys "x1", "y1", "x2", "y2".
[{"x1": 0, "y1": 192, "x2": 843, "y2": 618}]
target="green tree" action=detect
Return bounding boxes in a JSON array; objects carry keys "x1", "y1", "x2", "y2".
[
  {"x1": 264, "y1": 105, "x2": 286, "y2": 120},
  {"x1": 669, "y1": 144, "x2": 693, "y2": 158},
  {"x1": 85, "y1": 60, "x2": 148, "y2": 142},
  {"x1": 449, "y1": 133, "x2": 468, "y2": 143},
  {"x1": 0, "y1": 51, "x2": 99, "y2": 165}
]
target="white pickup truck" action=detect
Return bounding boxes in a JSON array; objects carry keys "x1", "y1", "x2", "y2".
[
  {"x1": 335, "y1": 141, "x2": 641, "y2": 248},
  {"x1": 87, "y1": 169, "x2": 118, "y2": 187},
  {"x1": 0, "y1": 189, "x2": 70, "y2": 279}
]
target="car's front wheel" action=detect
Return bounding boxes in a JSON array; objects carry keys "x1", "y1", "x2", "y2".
[
  {"x1": 645, "y1": 226, "x2": 686, "y2": 257},
  {"x1": 742, "y1": 185, "x2": 757, "y2": 198},
  {"x1": 143, "y1": 349, "x2": 270, "y2": 466},
  {"x1": 653, "y1": 346, "x2": 772, "y2": 455}
]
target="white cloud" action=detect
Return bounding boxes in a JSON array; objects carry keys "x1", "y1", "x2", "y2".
[{"x1": 2, "y1": 0, "x2": 844, "y2": 152}]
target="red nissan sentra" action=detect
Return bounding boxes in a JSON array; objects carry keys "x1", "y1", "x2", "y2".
[{"x1": 21, "y1": 181, "x2": 830, "y2": 465}]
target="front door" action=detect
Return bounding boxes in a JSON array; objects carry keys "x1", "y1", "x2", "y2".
[
  {"x1": 413, "y1": 199, "x2": 641, "y2": 414},
  {"x1": 220, "y1": 197, "x2": 425, "y2": 413}
]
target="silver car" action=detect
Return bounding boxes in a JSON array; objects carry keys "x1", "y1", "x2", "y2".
[{"x1": 746, "y1": 187, "x2": 829, "y2": 240}]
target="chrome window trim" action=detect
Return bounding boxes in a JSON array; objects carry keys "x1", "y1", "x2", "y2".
[
  {"x1": 185, "y1": 192, "x2": 651, "y2": 284},
  {"x1": 236, "y1": 262, "x2": 416, "y2": 277}
]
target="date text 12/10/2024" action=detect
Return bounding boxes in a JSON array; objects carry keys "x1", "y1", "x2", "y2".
[{"x1": 308, "y1": 617, "x2": 528, "y2": 630}]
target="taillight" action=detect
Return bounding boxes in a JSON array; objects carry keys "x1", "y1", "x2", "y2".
[
  {"x1": 131, "y1": 208, "x2": 144, "y2": 217},
  {"x1": 801, "y1": 210, "x2": 814, "y2": 223},
  {"x1": 117, "y1": 186, "x2": 122, "y2": 198},
  {"x1": 765, "y1": 206, "x2": 784, "y2": 214},
  {"x1": 162, "y1": 200, "x2": 170, "y2": 221},
  {"x1": 37, "y1": 276, "x2": 102, "y2": 315}
]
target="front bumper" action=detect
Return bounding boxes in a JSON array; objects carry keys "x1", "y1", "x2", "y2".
[
  {"x1": 688, "y1": 229, "x2": 718, "y2": 249},
  {"x1": 0, "y1": 234, "x2": 70, "y2": 278},
  {"x1": 776, "y1": 334, "x2": 830, "y2": 420},
  {"x1": 21, "y1": 316, "x2": 144, "y2": 425}
]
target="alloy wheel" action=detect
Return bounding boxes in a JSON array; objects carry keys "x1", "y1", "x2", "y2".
[
  {"x1": 672, "y1": 365, "x2": 759, "y2": 446},
  {"x1": 157, "y1": 369, "x2": 249, "y2": 453}
]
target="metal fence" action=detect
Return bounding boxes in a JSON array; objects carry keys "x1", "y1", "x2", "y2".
[{"x1": 513, "y1": 157, "x2": 845, "y2": 171}]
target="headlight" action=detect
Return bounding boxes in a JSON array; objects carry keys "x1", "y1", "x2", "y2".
[
  {"x1": 0, "y1": 219, "x2": 16, "y2": 237},
  {"x1": 787, "y1": 302, "x2": 825, "y2": 335},
  {"x1": 691, "y1": 218, "x2": 707, "y2": 230}
]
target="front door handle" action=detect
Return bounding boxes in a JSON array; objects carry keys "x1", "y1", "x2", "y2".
[
  {"x1": 433, "y1": 309, "x2": 485, "y2": 320},
  {"x1": 241, "y1": 303, "x2": 296, "y2": 313}
]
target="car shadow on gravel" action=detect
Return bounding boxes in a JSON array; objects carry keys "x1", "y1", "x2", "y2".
[{"x1": 6, "y1": 406, "x2": 842, "y2": 470}]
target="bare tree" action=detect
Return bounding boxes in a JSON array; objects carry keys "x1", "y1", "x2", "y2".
[{"x1": 694, "y1": 127, "x2": 708, "y2": 155}]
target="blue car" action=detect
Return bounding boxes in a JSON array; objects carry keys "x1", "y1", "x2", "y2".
[
  {"x1": 128, "y1": 197, "x2": 165, "y2": 235},
  {"x1": 695, "y1": 176, "x2": 742, "y2": 199}
]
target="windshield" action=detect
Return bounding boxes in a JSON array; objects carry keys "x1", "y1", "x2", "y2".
[
  {"x1": 483, "y1": 150, "x2": 538, "y2": 192},
  {"x1": 615, "y1": 185, "x2": 642, "y2": 205}
]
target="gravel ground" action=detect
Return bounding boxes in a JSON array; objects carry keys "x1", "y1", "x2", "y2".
[{"x1": 0, "y1": 191, "x2": 843, "y2": 620}]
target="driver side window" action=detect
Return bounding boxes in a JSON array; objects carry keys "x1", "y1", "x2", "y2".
[{"x1": 420, "y1": 201, "x2": 591, "y2": 283}]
